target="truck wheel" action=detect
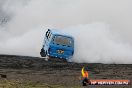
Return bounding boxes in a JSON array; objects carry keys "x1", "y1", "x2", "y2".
[{"x1": 40, "y1": 49, "x2": 46, "y2": 57}]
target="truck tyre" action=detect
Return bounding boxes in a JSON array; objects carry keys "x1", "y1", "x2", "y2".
[{"x1": 40, "y1": 49, "x2": 46, "y2": 57}]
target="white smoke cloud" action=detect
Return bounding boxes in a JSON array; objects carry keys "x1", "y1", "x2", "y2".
[
  {"x1": 65, "y1": 23, "x2": 132, "y2": 64},
  {"x1": 0, "y1": 0, "x2": 132, "y2": 64}
]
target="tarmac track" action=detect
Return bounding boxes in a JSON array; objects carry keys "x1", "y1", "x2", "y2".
[{"x1": 0, "y1": 55, "x2": 131, "y2": 88}]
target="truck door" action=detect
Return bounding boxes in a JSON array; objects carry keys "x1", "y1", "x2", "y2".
[{"x1": 44, "y1": 30, "x2": 51, "y2": 51}]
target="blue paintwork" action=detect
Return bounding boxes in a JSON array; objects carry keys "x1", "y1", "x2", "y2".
[{"x1": 42, "y1": 29, "x2": 74, "y2": 60}]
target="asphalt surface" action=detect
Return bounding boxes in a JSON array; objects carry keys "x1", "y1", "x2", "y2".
[{"x1": 0, "y1": 55, "x2": 131, "y2": 88}]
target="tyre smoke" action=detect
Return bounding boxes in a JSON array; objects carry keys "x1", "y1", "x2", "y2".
[{"x1": 0, "y1": 0, "x2": 132, "y2": 64}]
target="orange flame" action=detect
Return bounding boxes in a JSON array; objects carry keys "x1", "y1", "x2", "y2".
[{"x1": 81, "y1": 67, "x2": 89, "y2": 78}]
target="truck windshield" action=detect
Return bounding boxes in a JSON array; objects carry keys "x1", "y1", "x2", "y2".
[{"x1": 53, "y1": 35, "x2": 73, "y2": 46}]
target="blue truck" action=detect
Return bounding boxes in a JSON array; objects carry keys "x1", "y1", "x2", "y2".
[{"x1": 40, "y1": 29, "x2": 74, "y2": 62}]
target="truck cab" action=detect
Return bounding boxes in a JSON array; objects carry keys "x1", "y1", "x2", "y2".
[{"x1": 40, "y1": 29, "x2": 74, "y2": 62}]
